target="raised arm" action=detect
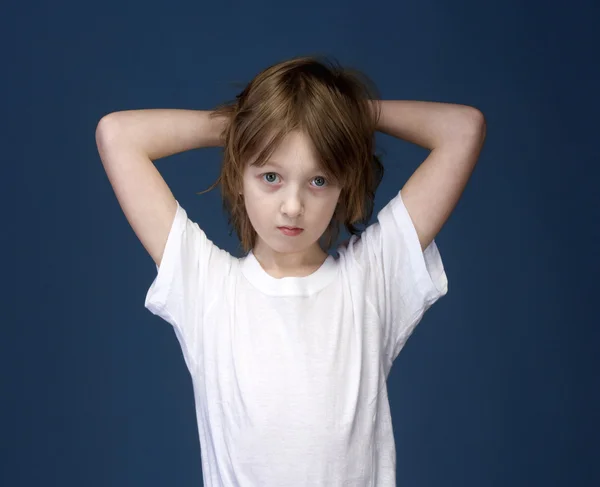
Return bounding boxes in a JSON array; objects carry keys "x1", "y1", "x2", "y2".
[
  {"x1": 95, "y1": 109, "x2": 228, "y2": 266},
  {"x1": 373, "y1": 100, "x2": 486, "y2": 250}
]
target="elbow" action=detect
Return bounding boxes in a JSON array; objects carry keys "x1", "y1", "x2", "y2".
[
  {"x1": 465, "y1": 107, "x2": 486, "y2": 137},
  {"x1": 95, "y1": 113, "x2": 125, "y2": 148},
  {"x1": 96, "y1": 112, "x2": 119, "y2": 134},
  {"x1": 457, "y1": 107, "x2": 486, "y2": 146},
  {"x1": 95, "y1": 114, "x2": 124, "y2": 159},
  {"x1": 441, "y1": 107, "x2": 486, "y2": 151}
]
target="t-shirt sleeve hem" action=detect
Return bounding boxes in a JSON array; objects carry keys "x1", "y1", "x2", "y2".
[
  {"x1": 144, "y1": 201, "x2": 185, "y2": 327},
  {"x1": 387, "y1": 190, "x2": 449, "y2": 301}
]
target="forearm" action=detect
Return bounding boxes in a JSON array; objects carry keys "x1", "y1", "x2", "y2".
[
  {"x1": 97, "y1": 109, "x2": 228, "y2": 161},
  {"x1": 374, "y1": 100, "x2": 485, "y2": 150}
]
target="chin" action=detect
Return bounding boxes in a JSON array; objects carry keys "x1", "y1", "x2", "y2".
[{"x1": 266, "y1": 235, "x2": 310, "y2": 253}]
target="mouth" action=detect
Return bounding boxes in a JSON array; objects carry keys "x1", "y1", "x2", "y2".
[{"x1": 278, "y1": 226, "x2": 304, "y2": 236}]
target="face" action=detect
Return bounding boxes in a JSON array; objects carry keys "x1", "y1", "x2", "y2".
[{"x1": 242, "y1": 130, "x2": 342, "y2": 260}]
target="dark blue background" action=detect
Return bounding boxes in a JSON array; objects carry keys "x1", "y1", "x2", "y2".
[{"x1": 4, "y1": 0, "x2": 599, "y2": 485}]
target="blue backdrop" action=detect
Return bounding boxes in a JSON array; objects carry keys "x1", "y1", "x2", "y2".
[{"x1": 4, "y1": 0, "x2": 599, "y2": 485}]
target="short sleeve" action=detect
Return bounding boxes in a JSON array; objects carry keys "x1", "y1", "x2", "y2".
[
  {"x1": 144, "y1": 200, "x2": 234, "y2": 372},
  {"x1": 347, "y1": 190, "x2": 449, "y2": 366}
]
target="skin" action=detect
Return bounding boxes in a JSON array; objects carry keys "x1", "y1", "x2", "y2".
[{"x1": 242, "y1": 130, "x2": 342, "y2": 278}]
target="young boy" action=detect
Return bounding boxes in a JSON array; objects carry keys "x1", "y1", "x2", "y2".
[{"x1": 96, "y1": 55, "x2": 486, "y2": 486}]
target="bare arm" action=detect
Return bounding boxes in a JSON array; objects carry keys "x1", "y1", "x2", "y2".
[
  {"x1": 97, "y1": 109, "x2": 228, "y2": 160},
  {"x1": 373, "y1": 99, "x2": 483, "y2": 149},
  {"x1": 372, "y1": 100, "x2": 486, "y2": 251},
  {"x1": 95, "y1": 109, "x2": 228, "y2": 266}
]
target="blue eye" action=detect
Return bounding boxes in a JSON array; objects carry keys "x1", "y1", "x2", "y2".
[
  {"x1": 261, "y1": 173, "x2": 328, "y2": 187},
  {"x1": 312, "y1": 176, "x2": 328, "y2": 188},
  {"x1": 262, "y1": 172, "x2": 280, "y2": 184}
]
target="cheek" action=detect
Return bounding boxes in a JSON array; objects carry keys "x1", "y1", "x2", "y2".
[
  {"x1": 310, "y1": 196, "x2": 340, "y2": 223},
  {"x1": 243, "y1": 192, "x2": 270, "y2": 226},
  {"x1": 322, "y1": 192, "x2": 342, "y2": 212}
]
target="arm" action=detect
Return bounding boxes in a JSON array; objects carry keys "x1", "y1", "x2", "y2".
[
  {"x1": 373, "y1": 99, "x2": 484, "y2": 149},
  {"x1": 97, "y1": 109, "x2": 228, "y2": 160},
  {"x1": 372, "y1": 100, "x2": 486, "y2": 250},
  {"x1": 96, "y1": 109, "x2": 228, "y2": 266}
]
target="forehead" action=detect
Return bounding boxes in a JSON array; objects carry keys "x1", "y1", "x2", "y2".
[{"x1": 249, "y1": 131, "x2": 322, "y2": 171}]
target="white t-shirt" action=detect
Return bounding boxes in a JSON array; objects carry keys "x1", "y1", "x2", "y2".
[{"x1": 145, "y1": 189, "x2": 448, "y2": 487}]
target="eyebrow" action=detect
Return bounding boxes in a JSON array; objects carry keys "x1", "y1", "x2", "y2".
[
  {"x1": 263, "y1": 160, "x2": 323, "y2": 173},
  {"x1": 262, "y1": 160, "x2": 284, "y2": 169}
]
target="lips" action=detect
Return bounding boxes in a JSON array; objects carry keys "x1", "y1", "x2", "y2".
[{"x1": 278, "y1": 226, "x2": 304, "y2": 236}]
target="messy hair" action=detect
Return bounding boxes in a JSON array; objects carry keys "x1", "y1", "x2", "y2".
[{"x1": 198, "y1": 55, "x2": 385, "y2": 254}]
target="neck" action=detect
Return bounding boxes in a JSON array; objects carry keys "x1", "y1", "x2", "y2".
[{"x1": 251, "y1": 243, "x2": 328, "y2": 278}]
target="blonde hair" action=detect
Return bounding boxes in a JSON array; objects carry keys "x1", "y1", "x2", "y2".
[{"x1": 198, "y1": 55, "x2": 385, "y2": 254}]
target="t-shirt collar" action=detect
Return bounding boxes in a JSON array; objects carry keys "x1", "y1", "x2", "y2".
[{"x1": 240, "y1": 249, "x2": 338, "y2": 296}]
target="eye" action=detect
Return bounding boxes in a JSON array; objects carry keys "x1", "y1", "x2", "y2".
[
  {"x1": 261, "y1": 172, "x2": 280, "y2": 184},
  {"x1": 312, "y1": 176, "x2": 328, "y2": 188}
]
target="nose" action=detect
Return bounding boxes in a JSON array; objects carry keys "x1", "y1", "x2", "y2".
[{"x1": 280, "y1": 188, "x2": 304, "y2": 219}]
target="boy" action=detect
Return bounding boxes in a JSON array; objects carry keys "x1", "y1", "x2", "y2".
[{"x1": 96, "y1": 55, "x2": 486, "y2": 486}]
